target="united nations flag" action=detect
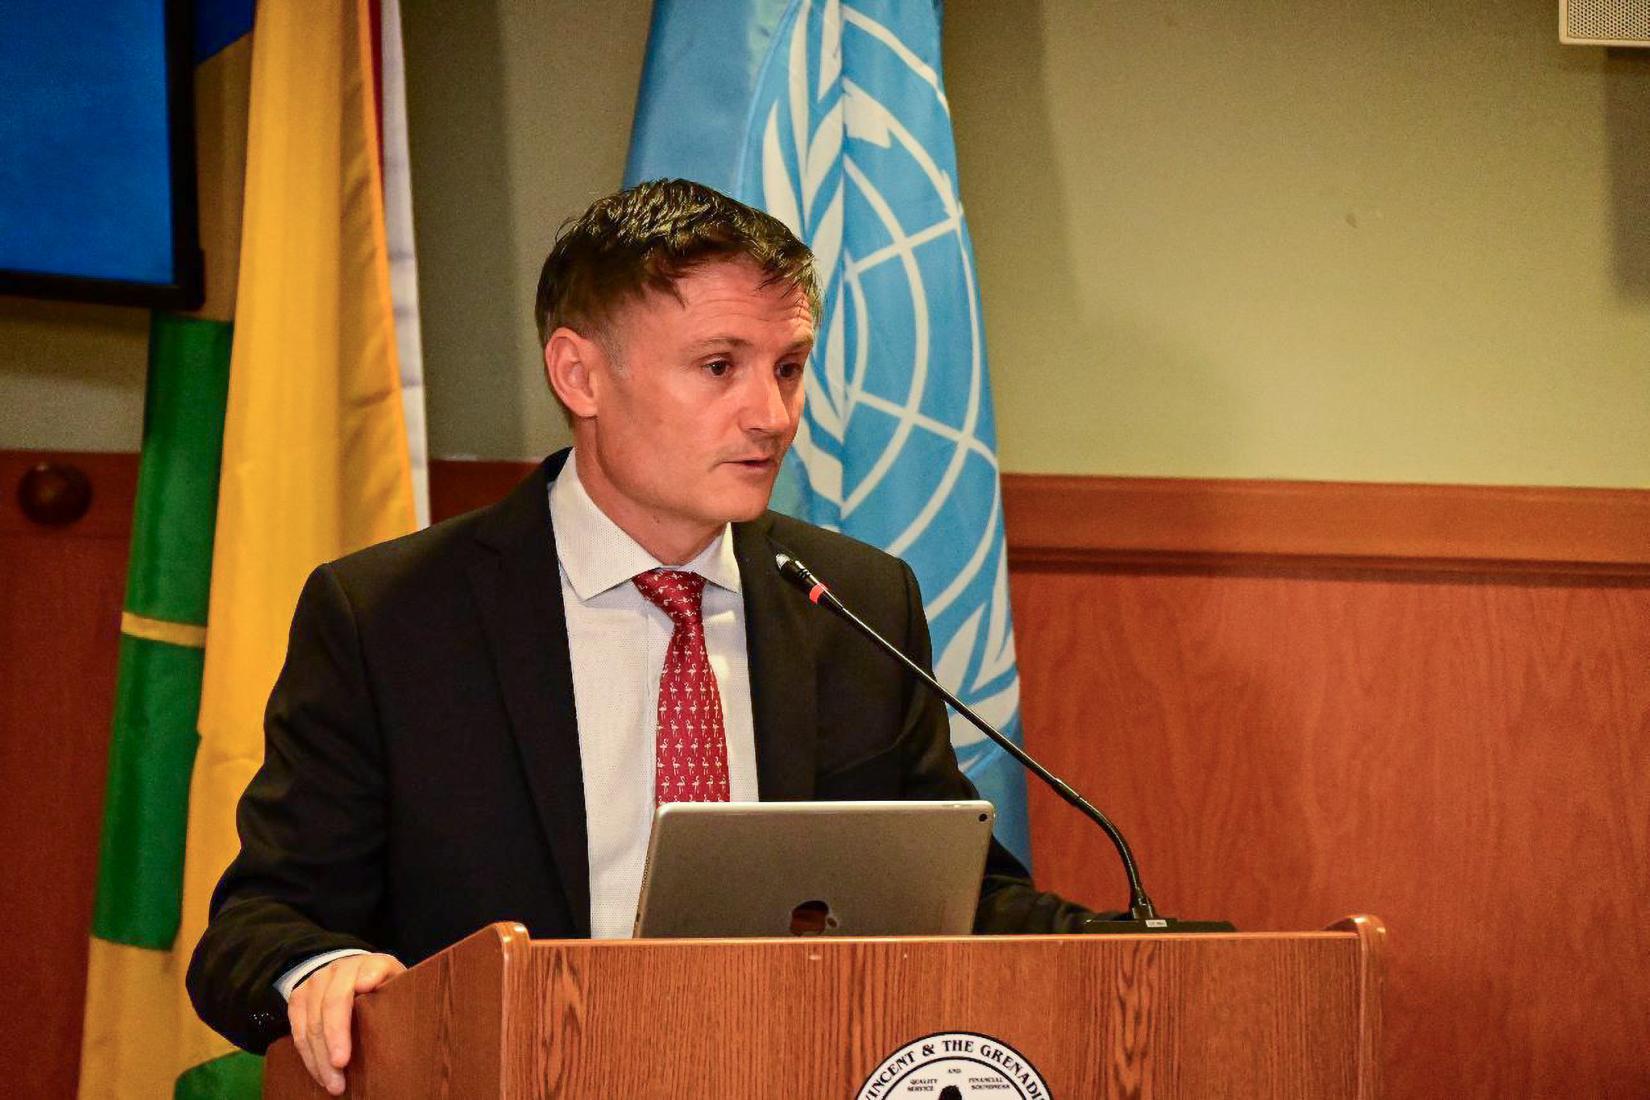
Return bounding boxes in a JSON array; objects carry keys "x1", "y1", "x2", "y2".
[{"x1": 627, "y1": 0, "x2": 1032, "y2": 862}]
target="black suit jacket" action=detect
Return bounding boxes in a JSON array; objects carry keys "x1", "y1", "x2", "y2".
[{"x1": 188, "y1": 451, "x2": 1092, "y2": 1053}]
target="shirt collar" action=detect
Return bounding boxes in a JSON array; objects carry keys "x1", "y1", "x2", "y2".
[{"x1": 548, "y1": 448, "x2": 742, "y2": 602}]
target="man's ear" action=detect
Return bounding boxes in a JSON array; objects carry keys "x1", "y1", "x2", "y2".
[{"x1": 544, "y1": 326, "x2": 603, "y2": 419}]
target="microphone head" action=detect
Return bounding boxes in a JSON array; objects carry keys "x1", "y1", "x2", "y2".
[
  {"x1": 771, "y1": 544, "x2": 807, "y2": 584},
  {"x1": 770, "y1": 545, "x2": 827, "y2": 602}
]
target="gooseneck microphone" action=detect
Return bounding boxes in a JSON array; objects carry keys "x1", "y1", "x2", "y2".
[{"x1": 774, "y1": 547, "x2": 1232, "y2": 933}]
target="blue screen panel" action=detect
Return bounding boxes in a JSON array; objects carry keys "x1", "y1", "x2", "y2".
[{"x1": 0, "y1": 0, "x2": 190, "y2": 297}]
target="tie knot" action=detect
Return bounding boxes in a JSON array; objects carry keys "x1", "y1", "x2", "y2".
[{"x1": 632, "y1": 568, "x2": 706, "y2": 625}]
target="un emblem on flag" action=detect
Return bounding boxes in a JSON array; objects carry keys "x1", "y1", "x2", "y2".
[{"x1": 741, "y1": 1, "x2": 1024, "y2": 796}]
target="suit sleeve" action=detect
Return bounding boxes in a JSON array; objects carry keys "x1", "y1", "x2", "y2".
[
  {"x1": 186, "y1": 565, "x2": 389, "y2": 1053},
  {"x1": 891, "y1": 561, "x2": 1111, "y2": 933}
]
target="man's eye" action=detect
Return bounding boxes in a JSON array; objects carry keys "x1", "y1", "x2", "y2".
[
  {"x1": 776, "y1": 361, "x2": 804, "y2": 381},
  {"x1": 705, "y1": 359, "x2": 732, "y2": 377}
]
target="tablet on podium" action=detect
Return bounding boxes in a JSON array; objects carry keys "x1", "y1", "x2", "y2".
[{"x1": 633, "y1": 799, "x2": 996, "y2": 938}]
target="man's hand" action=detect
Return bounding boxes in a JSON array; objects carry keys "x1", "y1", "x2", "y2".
[{"x1": 287, "y1": 952, "x2": 406, "y2": 1096}]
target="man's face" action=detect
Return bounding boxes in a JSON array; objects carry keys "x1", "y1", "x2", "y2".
[{"x1": 556, "y1": 258, "x2": 814, "y2": 559}]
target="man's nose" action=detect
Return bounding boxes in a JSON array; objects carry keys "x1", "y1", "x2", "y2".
[{"x1": 742, "y1": 369, "x2": 794, "y2": 434}]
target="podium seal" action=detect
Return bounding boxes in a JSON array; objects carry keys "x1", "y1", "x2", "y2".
[{"x1": 856, "y1": 1032, "x2": 1052, "y2": 1099}]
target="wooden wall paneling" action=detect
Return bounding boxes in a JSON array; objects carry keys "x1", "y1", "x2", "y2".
[
  {"x1": 437, "y1": 466, "x2": 1650, "y2": 578},
  {"x1": 0, "y1": 450, "x2": 137, "y2": 1100},
  {"x1": 1008, "y1": 565, "x2": 1650, "y2": 1099},
  {"x1": 7, "y1": 451, "x2": 1650, "y2": 1100},
  {"x1": 429, "y1": 457, "x2": 536, "y2": 521},
  {"x1": 1002, "y1": 473, "x2": 1650, "y2": 576}
]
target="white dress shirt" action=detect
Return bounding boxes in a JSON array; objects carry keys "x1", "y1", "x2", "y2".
[
  {"x1": 550, "y1": 449, "x2": 758, "y2": 938},
  {"x1": 276, "y1": 449, "x2": 759, "y2": 997}
]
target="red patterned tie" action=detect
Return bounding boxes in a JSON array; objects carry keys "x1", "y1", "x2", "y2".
[{"x1": 632, "y1": 569, "x2": 731, "y2": 805}]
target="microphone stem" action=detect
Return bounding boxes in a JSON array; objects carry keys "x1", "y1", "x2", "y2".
[{"x1": 821, "y1": 596, "x2": 1159, "y2": 922}]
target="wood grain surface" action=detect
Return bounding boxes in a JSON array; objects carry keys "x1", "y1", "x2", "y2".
[
  {"x1": 1329, "y1": 914, "x2": 1386, "y2": 1100},
  {"x1": 267, "y1": 923, "x2": 1381, "y2": 1099},
  {"x1": 518, "y1": 933, "x2": 1370, "y2": 1099},
  {"x1": 1010, "y1": 565, "x2": 1650, "y2": 1099},
  {"x1": 1000, "y1": 474, "x2": 1650, "y2": 576},
  {"x1": 0, "y1": 451, "x2": 135, "y2": 1099},
  {"x1": 265, "y1": 922, "x2": 530, "y2": 1098}
]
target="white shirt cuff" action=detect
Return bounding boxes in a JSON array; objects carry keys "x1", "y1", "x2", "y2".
[{"x1": 275, "y1": 948, "x2": 372, "y2": 1001}]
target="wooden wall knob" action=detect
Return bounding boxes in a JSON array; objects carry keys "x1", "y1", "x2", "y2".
[{"x1": 16, "y1": 462, "x2": 94, "y2": 526}]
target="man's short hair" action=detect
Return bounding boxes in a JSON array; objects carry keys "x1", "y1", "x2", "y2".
[{"x1": 534, "y1": 179, "x2": 821, "y2": 353}]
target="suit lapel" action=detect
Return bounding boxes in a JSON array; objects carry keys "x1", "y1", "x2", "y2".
[
  {"x1": 467, "y1": 450, "x2": 591, "y2": 935},
  {"x1": 465, "y1": 465, "x2": 817, "y2": 931},
  {"x1": 735, "y1": 516, "x2": 818, "y2": 801}
]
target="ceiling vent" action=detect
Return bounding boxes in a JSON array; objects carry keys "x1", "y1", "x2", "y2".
[{"x1": 1561, "y1": 0, "x2": 1650, "y2": 45}]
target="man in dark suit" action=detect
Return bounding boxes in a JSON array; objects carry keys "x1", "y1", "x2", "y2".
[{"x1": 188, "y1": 180, "x2": 1091, "y2": 1095}]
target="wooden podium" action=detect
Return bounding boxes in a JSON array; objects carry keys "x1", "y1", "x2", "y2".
[{"x1": 264, "y1": 915, "x2": 1385, "y2": 1099}]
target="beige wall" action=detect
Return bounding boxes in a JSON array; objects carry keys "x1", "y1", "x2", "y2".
[
  {"x1": 3, "y1": 0, "x2": 1646, "y2": 485},
  {"x1": 0, "y1": 299, "x2": 149, "y2": 452},
  {"x1": 397, "y1": 0, "x2": 649, "y2": 460},
  {"x1": 950, "y1": 0, "x2": 1650, "y2": 485}
]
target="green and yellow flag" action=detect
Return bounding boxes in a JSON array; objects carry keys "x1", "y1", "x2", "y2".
[{"x1": 78, "y1": 2, "x2": 423, "y2": 1095}]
